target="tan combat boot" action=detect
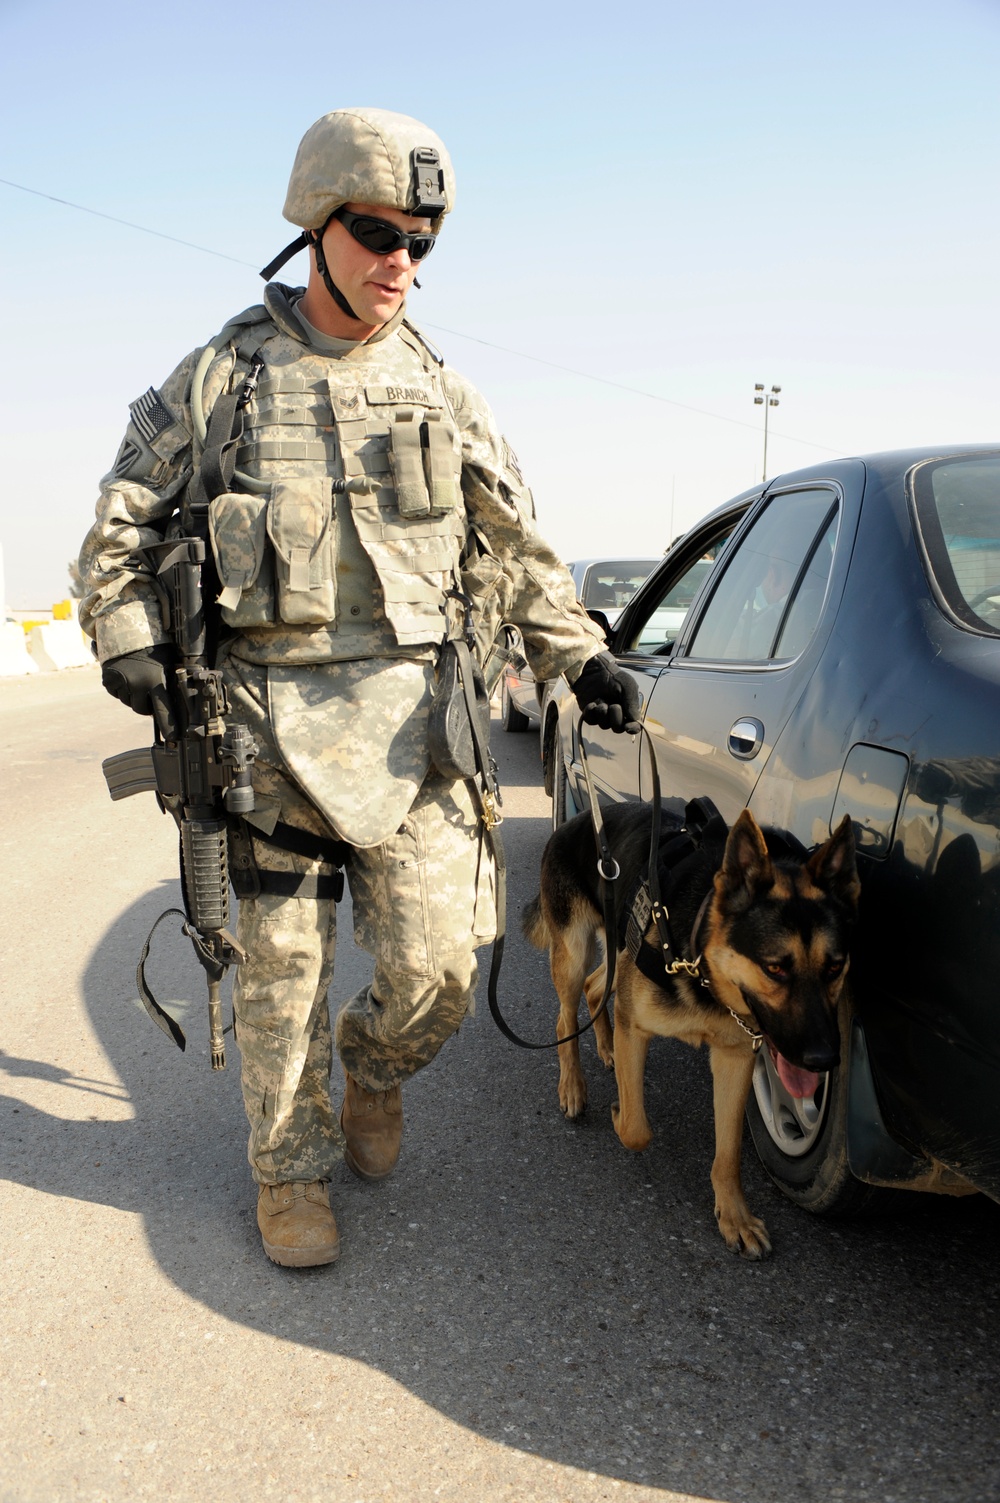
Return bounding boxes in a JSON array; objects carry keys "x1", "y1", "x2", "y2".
[
  {"x1": 256, "y1": 1181, "x2": 340, "y2": 1268},
  {"x1": 340, "y1": 1074, "x2": 403, "y2": 1182}
]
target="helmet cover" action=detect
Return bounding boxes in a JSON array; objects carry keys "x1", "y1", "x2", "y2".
[{"x1": 283, "y1": 107, "x2": 456, "y2": 234}]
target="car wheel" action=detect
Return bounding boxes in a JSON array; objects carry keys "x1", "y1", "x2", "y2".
[
  {"x1": 501, "y1": 678, "x2": 530, "y2": 733},
  {"x1": 744, "y1": 1005, "x2": 880, "y2": 1218},
  {"x1": 551, "y1": 742, "x2": 580, "y2": 831},
  {"x1": 542, "y1": 716, "x2": 556, "y2": 798}
]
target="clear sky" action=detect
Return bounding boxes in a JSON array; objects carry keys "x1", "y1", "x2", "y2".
[{"x1": 1, "y1": 0, "x2": 998, "y2": 607}]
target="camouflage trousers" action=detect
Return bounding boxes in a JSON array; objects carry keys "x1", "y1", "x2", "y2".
[{"x1": 224, "y1": 658, "x2": 496, "y2": 1186}]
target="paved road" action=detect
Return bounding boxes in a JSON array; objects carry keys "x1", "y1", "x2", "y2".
[{"x1": 1, "y1": 669, "x2": 998, "y2": 1503}]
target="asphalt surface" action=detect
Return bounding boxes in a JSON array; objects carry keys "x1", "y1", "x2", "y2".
[{"x1": 1, "y1": 668, "x2": 998, "y2": 1503}]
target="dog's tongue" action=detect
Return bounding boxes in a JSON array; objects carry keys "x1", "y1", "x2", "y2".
[{"x1": 769, "y1": 1043, "x2": 821, "y2": 1099}]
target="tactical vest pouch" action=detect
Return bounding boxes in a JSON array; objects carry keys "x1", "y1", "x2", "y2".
[
  {"x1": 267, "y1": 478, "x2": 337, "y2": 625},
  {"x1": 388, "y1": 407, "x2": 460, "y2": 518},
  {"x1": 362, "y1": 528, "x2": 463, "y2": 645},
  {"x1": 424, "y1": 409, "x2": 460, "y2": 513},
  {"x1": 388, "y1": 407, "x2": 430, "y2": 517},
  {"x1": 208, "y1": 493, "x2": 274, "y2": 625}
]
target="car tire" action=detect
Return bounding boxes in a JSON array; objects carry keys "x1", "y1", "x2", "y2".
[
  {"x1": 551, "y1": 742, "x2": 579, "y2": 831},
  {"x1": 501, "y1": 678, "x2": 530, "y2": 733},
  {"x1": 744, "y1": 1003, "x2": 882, "y2": 1218},
  {"x1": 542, "y1": 716, "x2": 556, "y2": 798}
]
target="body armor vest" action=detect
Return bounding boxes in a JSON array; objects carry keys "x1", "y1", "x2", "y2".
[{"x1": 202, "y1": 292, "x2": 466, "y2": 663}]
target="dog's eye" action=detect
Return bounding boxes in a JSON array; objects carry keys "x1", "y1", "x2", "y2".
[
  {"x1": 825, "y1": 958, "x2": 845, "y2": 979},
  {"x1": 764, "y1": 960, "x2": 789, "y2": 980}
]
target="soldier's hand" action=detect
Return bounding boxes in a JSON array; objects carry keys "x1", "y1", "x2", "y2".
[
  {"x1": 570, "y1": 652, "x2": 641, "y2": 734},
  {"x1": 101, "y1": 646, "x2": 178, "y2": 740}
]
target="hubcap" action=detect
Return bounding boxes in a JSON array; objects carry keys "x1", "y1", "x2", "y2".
[{"x1": 751, "y1": 1048, "x2": 829, "y2": 1158}]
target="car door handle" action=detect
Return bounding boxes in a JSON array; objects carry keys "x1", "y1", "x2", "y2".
[{"x1": 728, "y1": 717, "x2": 764, "y2": 759}]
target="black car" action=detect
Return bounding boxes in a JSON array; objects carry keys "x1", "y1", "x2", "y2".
[{"x1": 551, "y1": 445, "x2": 1000, "y2": 1217}]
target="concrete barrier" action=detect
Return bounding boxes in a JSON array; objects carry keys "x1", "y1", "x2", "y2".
[
  {"x1": 0, "y1": 622, "x2": 39, "y2": 675},
  {"x1": 27, "y1": 620, "x2": 95, "y2": 672}
]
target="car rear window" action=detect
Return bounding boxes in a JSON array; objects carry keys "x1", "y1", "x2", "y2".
[
  {"x1": 912, "y1": 454, "x2": 1000, "y2": 636},
  {"x1": 580, "y1": 560, "x2": 657, "y2": 611}
]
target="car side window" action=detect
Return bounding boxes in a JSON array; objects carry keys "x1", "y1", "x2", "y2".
[
  {"x1": 624, "y1": 533, "x2": 733, "y2": 653},
  {"x1": 580, "y1": 560, "x2": 657, "y2": 612},
  {"x1": 685, "y1": 488, "x2": 838, "y2": 663}
]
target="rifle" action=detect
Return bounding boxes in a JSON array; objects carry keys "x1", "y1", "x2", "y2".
[{"x1": 102, "y1": 537, "x2": 257, "y2": 1069}]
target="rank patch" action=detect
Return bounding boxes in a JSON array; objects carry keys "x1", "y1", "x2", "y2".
[
  {"x1": 129, "y1": 387, "x2": 176, "y2": 445},
  {"x1": 113, "y1": 439, "x2": 142, "y2": 479}
]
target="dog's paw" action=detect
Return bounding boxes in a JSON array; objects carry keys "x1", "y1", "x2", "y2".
[
  {"x1": 595, "y1": 1038, "x2": 615, "y2": 1070},
  {"x1": 611, "y1": 1099, "x2": 653, "y2": 1152},
  {"x1": 558, "y1": 1073, "x2": 588, "y2": 1120},
  {"x1": 716, "y1": 1204, "x2": 772, "y2": 1261}
]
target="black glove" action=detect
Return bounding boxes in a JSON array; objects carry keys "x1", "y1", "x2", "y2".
[
  {"x1": 101, "y1": 646, "x2": 178, "y2": 739},
  {"x1": 570, "y1": 652, "x2": 641, "y2": 734}
]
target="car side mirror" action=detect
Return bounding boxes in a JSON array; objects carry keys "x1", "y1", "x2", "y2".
[{"x1": 586, "y1": 608, "x2": 613, "y2": 646}]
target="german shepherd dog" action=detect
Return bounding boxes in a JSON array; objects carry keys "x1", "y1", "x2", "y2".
[{"x1": 523, "y1": 802, "x2": 860, "y2": 1259}]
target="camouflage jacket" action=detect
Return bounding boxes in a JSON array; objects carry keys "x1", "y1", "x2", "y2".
[{"x1": 78, "y1": 283, "x2": 604, "y2": 684}]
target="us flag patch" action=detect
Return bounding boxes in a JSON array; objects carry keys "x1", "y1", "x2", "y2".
[
  {"x1": 129, "y1": 387, "x2": 175, "y2": 444},
  {"x1": 113, "y1": 439, "x2": 142, "y2": 478},
  {"x1": 501, "y1": 437, "x2": 523, "y2": 485}
]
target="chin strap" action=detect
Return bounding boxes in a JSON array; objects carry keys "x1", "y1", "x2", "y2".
[
  {"x1": 310, "y1": 220, "x2": 361, "y2": 322},
  {"x1": 259, "y1": 217, "x2": 361, "y2": 322},
  {"x1": 258, "y1": 232, "x2": 309, "y2": 282}
]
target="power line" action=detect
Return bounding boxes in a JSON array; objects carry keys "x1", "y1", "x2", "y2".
[
  {"x1": 0, "y1": 177, "x2": 258, "y2": 267},
  {"x1": 1, "y1": 176, "x2": 843, "y2": 455},
  {"x1": 424, "y1": 324, "x2": 841, "y2": 453}
]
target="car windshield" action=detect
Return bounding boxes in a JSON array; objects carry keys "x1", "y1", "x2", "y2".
[
  {"x1": 580, "y1": 561, "x2": 657, "y2": 612},
  {"x1": 913, "y1": 455, "x2": 1000, "y2": 636}
]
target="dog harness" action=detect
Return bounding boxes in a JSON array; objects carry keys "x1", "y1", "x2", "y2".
[{"x1": 620, "y1": 799, "x2": 726, "y2": 986}]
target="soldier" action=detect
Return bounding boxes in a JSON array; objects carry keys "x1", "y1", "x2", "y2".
[{"x1": 79, "y1": 108, "x2": 640, "y2": 1268}]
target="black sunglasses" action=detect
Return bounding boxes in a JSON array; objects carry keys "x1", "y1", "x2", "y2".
[{"x1": 332, "y1": 207, "x2": 437, "y2": 262}]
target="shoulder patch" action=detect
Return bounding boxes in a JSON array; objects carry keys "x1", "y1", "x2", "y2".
[
  {"x1": 113, "y1": 439, "x2": 142, "y2": 479},
  {"x1": 501, "y1": 437, "x2": 524, "y2": 485},
  {"x1": 129, "y1": 387, "x2": 176, "y2": 445}
]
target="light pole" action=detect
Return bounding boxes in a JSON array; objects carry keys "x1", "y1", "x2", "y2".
[{"x1": 754, "y1": 382, "x2": 780, "y2": 482}]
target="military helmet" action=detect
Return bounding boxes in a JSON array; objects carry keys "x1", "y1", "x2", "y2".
[{"x1": 283, "y1": 107, "x2": 456, "y2": 235}]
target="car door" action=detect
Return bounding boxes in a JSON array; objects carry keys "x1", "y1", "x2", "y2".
[
  {"x1": 637, "y1": 477, "x2": 855, "y2": 822},
  {"x1": 575, "y1": 506, "x2": 748, "y2": 802}
]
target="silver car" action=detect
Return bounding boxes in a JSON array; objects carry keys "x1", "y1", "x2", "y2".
[{"x1": 500, "y1": 557, "x2": 659, "y2": 734}]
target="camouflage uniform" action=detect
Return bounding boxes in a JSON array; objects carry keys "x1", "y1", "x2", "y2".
[{"x1": 79, "y1": 279, "x2": 604, "y2": 1184}]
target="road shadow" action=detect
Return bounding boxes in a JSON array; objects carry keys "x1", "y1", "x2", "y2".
[{"x1": 3, "y1": 727, "x2": 999, "y2": 1503}]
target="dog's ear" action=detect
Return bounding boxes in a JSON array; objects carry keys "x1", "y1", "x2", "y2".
[
  {"x1": 718, "y1": 809, "x2": 774, "y2": 908},
  {"x1": 807, "y1": 815, "x2": 861, "y2": 914}
]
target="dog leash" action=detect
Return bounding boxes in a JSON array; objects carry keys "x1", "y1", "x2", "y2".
[
  {"x1": 486, "y1": 720, "x2": 625, "y2": 1051},
  {"x1": 436, "y1": 626, "x2": 608, "y2": 1054},
  {"x1": 487, "y1": 717, "x2": 692, "y2": 1052}
]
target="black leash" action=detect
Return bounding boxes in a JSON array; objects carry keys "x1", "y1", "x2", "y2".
[{"x1": 486, "y1": 721, "x2": 622, "y2": 1051}]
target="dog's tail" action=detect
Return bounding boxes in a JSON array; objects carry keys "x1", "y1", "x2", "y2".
[{"x1": 521, "y1": 894, "x2": 550, "y2": 950}]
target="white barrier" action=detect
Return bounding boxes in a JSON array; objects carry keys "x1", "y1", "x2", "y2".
[
  {"x1": 27, "y1": 620, "x2": 94, "y2": 672},
  {"x1": 0, "y1": 622, "x2": 39, "y2": 675}
]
